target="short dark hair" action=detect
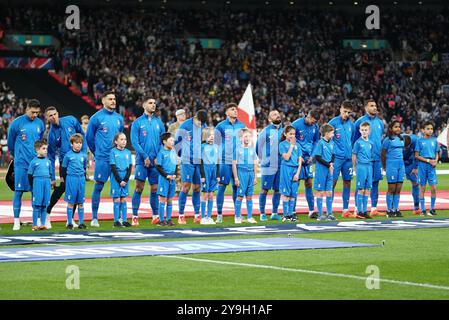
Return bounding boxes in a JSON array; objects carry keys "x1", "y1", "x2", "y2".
[
  {"x1": 364, "y1": 99, "x2": 376, "y2": 107},
  {"x1": 422, "y1": 121, "x2": 434, "y2": 129},
  {"x1": 34, "y1": 139, "x2": 48, "y2": 150},
  {"x1": 404, "y1": 135, "x2": 411, "y2": 148},
  {"x1": 280, "y1": 125, "x2": 295, "y2": 142},
  {"x1": 341, "y1": 100, "x2": 353, "y2": 110},
  {"x1": 161, "y1": 132, "x2": 172, "y2": 143},
  {"x1": 360, "y1": 121, "x2": 370, "y2": 128},
  {"x1": 45, "y1": 106, "x2": 57, "y2": 114},
  {"x1": 102, "y1": 90, "x2": 115, "y2": 99},
  {"x1": 308, "y1": 109, "x2": 321, "y2": 121},
  {"x1": 224, "y1": 103, "x2": 238, "y2": 113},
  {"x1": 27, "y1": 99, "x2": 41, "y2": 109},
  {"x1": 320, "y1": 123, "x2": 334, "y2": 136},
  {"x1": 195, "y1": 109, "x2": 208, "y2": 123}
]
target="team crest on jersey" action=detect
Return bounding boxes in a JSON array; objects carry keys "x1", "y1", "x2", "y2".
[
  {"x1": 68, "y1": 127, "x2": 73, "y2": 133},
  {"x1": 142, "y1": 129, "x2": 147, "y2": 137},
  {"x1": 21, "y1": 134, "x2": 26, "y2": 141},
  {"x1": 186, "y1": 135, "x2": 192, "y2": 142},
  {"x1": 102, "y1": 126, "x2": 108, "y2": 133}
]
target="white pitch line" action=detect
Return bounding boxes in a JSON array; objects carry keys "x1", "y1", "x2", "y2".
[{"x1": 160, "y1": 255, "x2": 449, "y2": 292}]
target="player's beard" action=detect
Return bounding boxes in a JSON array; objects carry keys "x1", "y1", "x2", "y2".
[{"x1": 272, "y1": 119, "x2": 281, "y2": 125}]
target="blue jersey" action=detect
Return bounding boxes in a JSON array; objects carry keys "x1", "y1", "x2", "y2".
[
  {"x1": 256, "y1": 124, "x2": 282, "y2": 169},
  {"x1": 354, "y1": 114, "x2": 384, "y2": 161},
  {"x1": 175, "y1": 118, "x2": 206, "y2": 165},
  {"x1": 291, "y1": 118, "x2": 319, "y2": 159},
  {"x1": 202, "y1": 143, "x2": 219, "y2": 165},
  {"x1": 313, "y1": 138, "x2": 335, "y2": 163},
  {"x1": 279, "y1": 140, "x2": 302, "y2": 167},
  {"x1": 215, "y1": 118, "x2": 246, "y2": 165},
  {"x1": 156, "y1": 147, "x2": 178, "y2": 175},
  {"x1": 235, "y1": 146, "x2": 257, "y2": 172},
  {"x1": 28, "y1": 157, "x2": 51, "y2": 178},
  {"x1": 62, "y1": 150, "x2": 87, "y2": 176},
  {"x1": 130, "y1": 113, "x2": 165, "y2": 165},
  {"x1": 328, "y1": 116, "x2": 354, "y2": 160},
  {"x1": 110, "y1": 147, "x2": 132, "y2": 174},
  {"x1": 353, "y1": 137, "x2": 373, "y2": 164},
  {"x1": 382, "y1": 136, "x2": 405, "y2": 161},
  {"x1": 415, "y1": 137, "x2": 440, "y2": 159},
  {"x1": 47, "y1": 116, "x2": 85, "y2": 180},
  {"x1": 7, "y1": 114, "x2": 45, "y2": 168},
  {"x1": 403, "y1": 134, "x2": 418, "y2": 168},
  {"x1": 86, "y1": 108, "x2": 124, "y2": 161}
]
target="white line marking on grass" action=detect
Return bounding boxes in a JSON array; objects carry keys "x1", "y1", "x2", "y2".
[{"x1": 160, "y1": 255, "x2": 449, "y2": 292}]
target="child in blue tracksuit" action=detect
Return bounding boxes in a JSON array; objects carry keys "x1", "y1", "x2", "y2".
[
  {"x1": 278, "y1": 126, "x2": 303, "y2": 222},
  {"x1": 62, "y1": 133, "x2": 87, "y2": 229},
  {"x1": 155, "y1": 132, "x2": 178, "y2": 226},
  {"x1": 28, "y1": 140, "x2": 51, "y2": 231},
  {"x1": 110, "y1": 132, "x2": 133, "y2": 227},
  {"x1": 233, "y1": 128, "x2": 258, "y2": 224},
  {"x1": 200, "y1": 127, "x2": 219, "y2": 225},
  {"x1": 381, "y1": 120, "x2": 405, "y2": 218},
  {"x1": 313, "y1": 123, "x2": 336, "y2": 221},
  {"x1": 352, "y1": 122, "x2": 374, "y2": 219},
  {"x1": 414, "y1": 121, "x2": 440, "y2": 216}
]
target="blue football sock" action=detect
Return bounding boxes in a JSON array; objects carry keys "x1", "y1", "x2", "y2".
[
  {"x1": 363, "y1": 195, "x2": 369, "y2": 213},
  {"x1": 235, "y1": 199, "x2": 242, "y2": 218},
  {"x1": 412, "y1": 185, "x2": 420, "y2": 209},
  {"x1": 342, "y1": 186, "x2": 350, "y2": 210},
  {"x1": 232, "y1": 186, "x2": 238, "y2": 204},
  {"x1": 178, "y1": 191, "x2": 187, "y2": 216},
  {"x1": 259, "y1": 192, "x2": 267, "y2": 215},
  {"x1": 131, "y1": 191, "x2": 142, "y2": 216},
  {"x1": 216, "y1": 185, "x2": 226, "y2": 215},
  {"x1": 326, "y1": 196, "x2": 333, "y2": 215},
  {"x1": 393, "y1": 194, "x2": 400, "y2": 211},
  {"x1": 91, "y1": 183, "x2": 103, "y2": 220},
  {"x1": 201, "y1": 201, "x2": 206, "y2": 219},
  {"x1": 354, "y1": 188, "x2": 358, "y2": 211},
  {"x1": 40, "y1": 206, "x2": 47, "y2": 226},
  {"x1": 283, "y1": 200, "x2": 289, "y2": 217},
  {"x1": 113, "y1": 201, "x2": 120, "y2": 222},
  {"x1": 150, "y1": 192, "x2": 159, "y2": 216},
  {"x1": 371, "y1": 181, "x2": 379, "y2": 208},
  {"x1": 386, "y1": 194, "x2": 393, "y2": 212},
  {"x1": 316, "y1": 197, "x2": 323, "y2": 216},
  {"x1": 167, "y1": 203, "x2": 173, "y2": 221},
  {"x1": 13, "y1": 191, "x2": 23, "y2": 218},
  {"x1": 431, "y1": 196, "x2": 436, "y2": 210},
  {"x1": 289, "y1": 200, "x2": 295, "y2": 216},
  {"x1": 357, "y1": 194, "x2": 363, "y2": 213},
  {"x1": 305, "y1": 187, "x2": 314, "y2": 211},
  {"x1": 158, "y1": 201, "x2": 165, "y2": 221},
  {"x1": 207, "y1": 199, "x2": 213, "y2": 218},
  {"x1": 121, "y1": 201, "x2": 127, "y2": 222},
  {"x1": 67, "y1": 207, "x2": 73, "y2": 225},
  {"x1": 32, "y1": 206, "x2": 39, "y2": 226},
  {"x1": 78, "y1": 206, "x2": 85, "y2": 224},
  {"x1": 272, "y1": 192, "x2": 280, "y2": 214},
  {"x1": 192, "y1": 191, "x2": 200, "y2": 216},
  {"x1": 247, "y1": 199, "x2": 253, "y2": 219},
  {"x1": 420, "y1": 198, "x2": 426, "y2": 211}
]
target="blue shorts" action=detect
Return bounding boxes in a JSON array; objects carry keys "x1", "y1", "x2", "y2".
[
  {"x1": 261, "y1": 169, "x2": 280, "y2": 191},
  {"x1": 386, "y1": 160, "x2": 405, "y2": 184},
  {"x1": 218, "y1": 164, "x2": 235, "y2": 186},
  {"x1": 418, "y1": 162, "x2": 437, "y2": 186},
  {"x1": 237, "y1": 170, "x2": 254, "y2": 197},
  {"x1": 279, "y1": 165, "x2": 299, "y2": 198},
  {"x1": 157, "y1": 176, "x2": 176, "y2": 198},
  {"x1": 64, "y1": 175, "x2": 85, "y2": 204},
  {"x1": 405, "y1": 165, "x2": 418, "y2": 184},
  {"x1": 31, "y1": 177, "x2": 51, "y2": 206},
  {"x1": 356, "y1": 163, "x2": 373, "y2": 190},
  {"x1": 134, "y1": 164, "x2": 159, "y2": 185},
  {"x1": 333, "y1": 158, "x2": 353, "y2": 181},
  {"x1": 299, "y1": 159, "x2": 313, "y2": 180},
  {"x1": 372, "y1": 160, "x2": 383, "y2": 182},
  {"x1": 181, "y1": 163, "x2": 201, "y2": 185},
  {"x1": 314, "y1": 163, "x2": 333, "y2": 191},
  {"x1": 94, "y1": 159, "x2": 111, "y2": 183},
  {"x1": 14, "y1": 166, "x2": 31, "y2": 192},
  {"x1": 201, "y1": 165, "x2": 218, "y2": 193},
  {"x1": 110, "y1": 173, "x2": 129, "y2": 198}
]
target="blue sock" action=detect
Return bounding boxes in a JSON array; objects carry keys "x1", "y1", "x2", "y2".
[
  {"x1": 167, "y1": 203, "x2": 173, "y2": 221},
  {"x1": 178, "y1": 191, "x2": 187, "y2": 216},
  {"x1": 305, "y1": 187, "x2": 314, "y2": 211},
  {"x1": 40, "y1": 206, "x2": 47, "y2": 226},
  {"x1": 357, "y1": 194, "x2": 363, "y2": 213},
  {"x1": 393, "y1": 194, "x2": 400, "y2": 211},
  {"x1": 247, "y1": 199, "x2": 253, "y2": 219},
  {"x1": 259, "y1": 192, "x2": 267, "y2": 215},
  {"x1": 431, "y1": 196, "x2": 436, "y2": 210},
  {"x1": 150, "y1": 192, "x2": 159, "y2": 216},
  {"x1": 201, "y1": 201, "x2": 206, "y2": 219},
  {"x1": 207, "y1": 199, "x2": 213, "y2": 218},
  {"x1": 91, "y1": 183, "x2": 103, "y2": 220},
  {"x1": 192, "y1": 191, "x2": 200, "y2": 216},
  {"x1": 216, "y1": 185, "x2": 226, "y2": 215},
  {"x1": 232, "y1": 186, "x2": 238, "y2": 204},
  {"x1": 363, "y1": 195, "x2": 369, "y2": 213},
  {"x1": 412, "y1": 185, "x2": 420, "y2": 209},
  {"x1": 316, "y1": 197, "x2": 323, "y2": 216},
  {"x1": 32, "y1": 206, "x2": 39, "y2": 226},
  {"x1": 371, "y1": 181, "x2": 379, "y2": 208},
  {"x1": 113, "y1": 201, "x2": 120, "y2": 222},
  {"x1": 121, "y1": 202, "x2": 127, "y2": 222},
  {"x1": 282, "y1": 200, "x2": 289, "y2": 217},
  {"x1": 289, "y1": 200, "x2": 295, "y2": 216},
  {"x1": 13, "y1": 191, "x2": 23, "y2": 218},
  {"x1": 235, "y1": 199, "x2": 242, "y2": 218},
  {"x1": 354, "y1": 188, "x2": 358, "y2": 211},
  {"x1": 272, "y1": 192, "x2": 280, "y2": 214},
  {"x1": 342, "y1": 186, "x2": 350, "y2": 210},
  {"x1": 326, "y1": 196, "x2": 333, "y2": 215},
  {"x1": 67, "y1": 207, "x2": 73, "y2": 225},
  {"x1": 132, "y1": 191, "x2": 142, "y2": 216},
  {"x1": 386, "y1": 194, "x2": 393, "y2": 212},
  {"x1": 420, "y1": 198, "x2": 426, "y2": 211},
  {"x1": 158, "y1": 201, "x2": 165, "y2": 221},
  {"x1": 78, "y1": 206, "x2": 84, "y2": 224}
]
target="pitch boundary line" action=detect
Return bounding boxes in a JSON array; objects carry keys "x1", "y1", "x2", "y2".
[{"x1": 160, "y1": 255, "x2": 449, "y2": 292}]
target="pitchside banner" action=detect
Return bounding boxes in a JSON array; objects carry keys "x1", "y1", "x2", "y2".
[{"x1": 0, "y1": 57, "x2": 54, "y2": 69}]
